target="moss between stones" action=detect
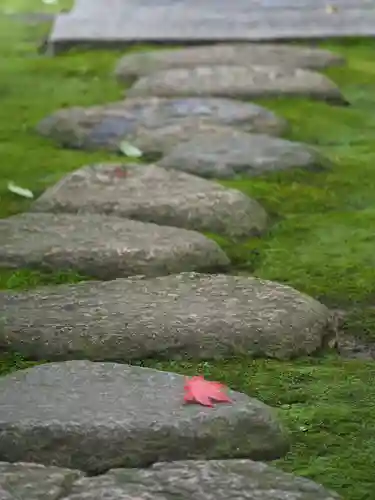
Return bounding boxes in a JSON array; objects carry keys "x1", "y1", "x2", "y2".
[{"x1": 1, "y1": 4, "x2": 375, "y2": 499}]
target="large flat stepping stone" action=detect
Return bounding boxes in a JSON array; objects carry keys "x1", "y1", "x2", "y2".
[
  {"x1": 0, "y1": 273, "x2": 333, "y2": 361},
  {"x1": 36, "y1": 97, "x2": 287, "y2": 151},
  {"x1": 48, "y1": 0, "x2": 375, "y2": 54},
  {"x1": 127, "y1": 65, "x2": 345, "y2": 103},
  {"x1": 38, "y1": 117, "x2": 287, "y2": 157},
  {"x1": 115, "y1": 44, "x2": 345, "y2": 82},
  {"x1": 0, "y1": 361, "x2": 289, "y2": 472},
  {"x1": 0, "y1": 462, "x2": 83, "y2": 500},
  {"x1": 0, "y1": 460, "x2": 342, "y2": 500},
  {"x1": 0, "y1": 214, "x2": 229, "y2": 280},
  {"x1": 158, "y1": 130, "x2": 326, "y2": 179},
  {"x1": 30, "y1": 163, "x2": 268, "y2": 239},
  {"x1": 67, "y1": 460, "x2": 342, "y2": 500}
]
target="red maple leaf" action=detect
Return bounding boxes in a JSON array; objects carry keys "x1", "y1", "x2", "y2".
[
  {"x1": 112, "y1": 166, "x2": 128, "y2": 178},
  {"x1": 183, "y1": 375, "x2": 232, "y2": 407}
]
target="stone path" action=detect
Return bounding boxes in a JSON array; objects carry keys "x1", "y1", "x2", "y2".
[
  {"x1": 29, "y1": 164, "x2": 268, "y2": 238},
  {"x1": 0, "y1": 460, "x2": 341, "y2": 500},
  {"x1": 158, "y1": 131, "x2": 326, "y2": 179},
  {"x1": 0, "y1": 361, "x2": 288, "y2": 471},
  {"x1": 0, "y1": 213, "x2": 229, "y2": 279},
  {"x1": 48, "y1": 0, "x2": 375, "y2": 53},
  {"x1": 0, "y1": 273, "x2": 333, "y2": 361},
  {"x1": 36, "y1": 97, "x2": 288, "y2": 151},
  {"x1": 0, "y1": 35, "x2": 349, "y2": 499},
  {"x1": 126, "y1": 65, "x2": 345, "y2": 103},
  {"x1": 114, "y1": 44, "x2": 345, "y2": 82}
]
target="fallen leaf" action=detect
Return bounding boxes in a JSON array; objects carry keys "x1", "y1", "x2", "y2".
[
  {"x1": 113, "y1": 166, "x2": 128, "y2": 178},
  {"x1": 325, "y1": 4, "x2": 338, "y2": 13},
  {"x1": 119, "y1": 141, "x2": 143, "y2": 158},
  {"x1": 7, "y1": 181, "x2": 34, "y2": 199},
  {"x1": 183, "y1": 375, "x2": 232, "y2": 407}
]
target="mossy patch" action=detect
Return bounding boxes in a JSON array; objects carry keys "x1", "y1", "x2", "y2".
[{"x1": 1, "y1": 4, "x2": 375, "y2": 499}]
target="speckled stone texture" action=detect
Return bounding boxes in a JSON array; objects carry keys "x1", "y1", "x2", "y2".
[
  {"x1": 35, "y1": 97, "x2": 287, "y2": 152},
  {"x1": 115, "y1": 44, "x2": 345, "y2": 82},
  {"x1": 65, "y1": 459, "x2": 342, "y2": 500},
  {"x1": 0, "y1": 459, "x2": 342, "y2": 500},
  {"x1": 0, "y1": 273, "x2": 333, "y2": 361},
  {"x1": 0, "y1": 361, "x2": 289, "y2": 472},
  {"x1": 30, "y1": 163, "x2": 268, "y2": 238},
  {"x1": 0, "y1": 462, "x2": 83, "y2": 500},
  {"x1": 0, "y1": 213, "x2": 229, "y2": 279},
  {"x1": 117, "y1": 120, "x2": 286, "y2": 157},
  {"x1": 127, "y1": 65, "x2": 346, "y2": 103},
  {"x1": 158, "y1": 131, "x2": 327, "y2": 179}
]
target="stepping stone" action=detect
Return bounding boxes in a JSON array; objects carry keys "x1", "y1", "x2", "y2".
[
  {"x1": 0, "y1": 460, "x2": 342, "y2": 500},
  {"x1": 0, "y1": 462, "x2": 83, "y2": 500},
  {"x1": 36, "y1": 97, "x2": 287, "y2": 151},
  {"x1": 30, "y1": 163, "x2": 268, "y2": 239},
  {"x1": 48, "y1": 0, "x2": 375, "y2": 54},
  {"x1": 0, "y1": 213, "x2": 229, "y2": 280},
  {"x1": 122, "y1": 119, "x2": 283, "y2": 157},
  {"x1": 127, "y1": 65, "x2": 345, "y2": 103},
  {"x1": 0, "y1": 361, "x2": 289, "y2": 472},
  {"x1": 158, "y1": 130, "x2": 326, "y2": 179},
  {"x1": 115, "y1": 44, "x2": 345, "y2": 83},
  {"x1": 38, "y1": 117, "x2": 287, "y2": 157},
  {"x1": 65, "y1": 460, "x2": 342, "y2": 500},
  {"x1": 0, "y1": 273, "x2": 333, "y2": 361}
]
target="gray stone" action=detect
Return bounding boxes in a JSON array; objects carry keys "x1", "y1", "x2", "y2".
[
  {"x1": 0, "y1": 213, "x2": 229, "y2": 280},
  {"x1": 115, "y1": 44, "x2": 345, "y2": 82},
  {"x1": 0, "y1": 462, "x2": 83, "y2": 500},
  {"x1": 30, "y1": 163, "x2": 268, "y2": 239},
  {"x1": 123, "y1": 120, "x2": 283, "y2": 157},
  {"x1": 0, "y1": 272, "x2": 333, "y2": 361},
  {"x1": 65, "y1": 459, "x2": 342, "y2": 500},
  {"x1": 48, "y1": 1, "x2": 375, "y2": 54},
  {"x1": 158, "y1": 130, "x2": 326, "y2": 179},
  {"x1": 70, "y1": 0, "x2": 375, "y2": 14},
  {"x1": 36, "y1": 97, "x2": 287, "y2": 151},
  {"x1": 127, "y1": 65, "x2": 345, "y2": 103},
  {"x1": 0, "y1": 460, "x2": 342, "y2": 500},
  {"x1": 0, "y1": 361, "x2": 289, "y2": 472}
]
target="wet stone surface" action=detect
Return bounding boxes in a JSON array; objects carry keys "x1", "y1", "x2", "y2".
[
  {"x1": 0, "y1": 272, "x2": 333, "y2": 361},
  {"x1": 36, "y1": 97, "x2": 288, "y2": 152},
  {"x1": 0, "y1": 213, "x2": 229, "y2": 280},
  {"x1": 158, "y1": 130, "x2": 327, "y2": 179},
  {"x1": 0, "y1": 361, "x2": 289, "y2": 473},
  {"x1": 127, "y1": 65, "x2": 346, "y2": 103},
  {"x1": 30, "y1": 163, "x2": 268, "y2": 239},
  {"x1": 115, "y1": 43, "x2": 345, "y2": 82}
]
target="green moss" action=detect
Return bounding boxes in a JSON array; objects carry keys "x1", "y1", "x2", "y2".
[
  {"x1": 0, "y1": 352, "x2": 37, "y2": 375},
  {"x1": 1, "y1": 4, "x2": 375, "y2": 499},
  {"x1": 0, "y1": 268, "x2": 93, "y2": 290}
]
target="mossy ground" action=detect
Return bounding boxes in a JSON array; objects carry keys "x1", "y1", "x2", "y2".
[{"x1": 1, "y1": 2, "x2": 375, "y2": 499}]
